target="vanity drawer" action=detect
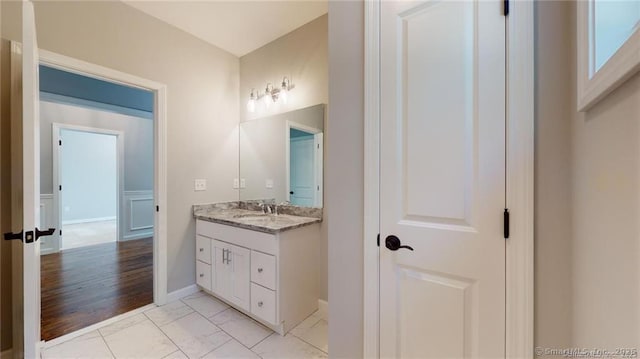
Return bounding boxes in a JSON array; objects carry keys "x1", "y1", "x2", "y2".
[
  {"x1": 251, "y1": 283, "x2": 277, "y2": 325},
  {"x1": 196, "y1": 260, "x2": 212, "y2": 291},
  {"x1": 196, "y1": 235, "x2": 211, "y2": 264},
  {"x1": 251, "y1": 251, "x2": 276, "y2": 290}
]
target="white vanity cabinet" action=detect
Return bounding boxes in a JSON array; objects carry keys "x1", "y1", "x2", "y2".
[{"x1": 195, "y1": 219, "x2": 320, "y2": 335}]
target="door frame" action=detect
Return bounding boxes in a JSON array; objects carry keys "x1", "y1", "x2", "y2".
[
  {"x1": 37, "y1": 49, "x2": 169, "y2": 313},
  {"x1": 51, "y1": 124, "x2": 124, "y2": 253},
  {"x1": 285, "y1": 120, "x2": 323, "y2": 206},
  {"x1": 362, "y1": 1, "x2": 534, "y2": 358}
]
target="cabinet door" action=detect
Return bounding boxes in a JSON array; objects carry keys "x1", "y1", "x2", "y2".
[
  {"x1": 211, "y1": 239, "x2": 229, "y2": 298},
  {"x1": 228, "y1": 244, "x2": 251, "y2": 311}
]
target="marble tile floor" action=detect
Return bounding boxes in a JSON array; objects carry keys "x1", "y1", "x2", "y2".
[{"x1": 41, "y1": 291, "x2": 328, "y2": 359}]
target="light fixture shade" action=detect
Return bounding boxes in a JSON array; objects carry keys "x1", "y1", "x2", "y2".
[
  {"x1": 247, "y1": 89, "x2": 256, "y2": 113},
  {"x1": 264, "y1": 84, "x2": 273, "y2": 107},
  {"x1": 280, "y1": 77, "x2": 290, "y2": 104}
]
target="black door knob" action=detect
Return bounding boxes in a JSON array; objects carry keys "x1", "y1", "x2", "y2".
[
  {"x1": 289, "y1": 191, "x2": 294, "y2": 195},
  {"x1": 385, "y1": 235, "x2": 414, "y2": 251}
]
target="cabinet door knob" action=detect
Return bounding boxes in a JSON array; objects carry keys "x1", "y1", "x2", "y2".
[
  {"x1": 199, "y1": 248, "x2": 204, "y2": 252},
  {"x1": 257, "y1": 268, "x2": 263, "y2": 273},
  {"x1": 258, "y1": 301, "x2": 263, "y2": 307},
  {"x1": 199, "y1": 273, "x2": 204, "y2": 277}
]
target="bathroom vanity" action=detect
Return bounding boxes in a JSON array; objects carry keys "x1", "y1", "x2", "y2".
[{"x1": 193, "y1": 202, "x2": 322, "y2": 335}]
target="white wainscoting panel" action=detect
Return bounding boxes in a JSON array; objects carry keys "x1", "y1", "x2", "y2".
[
  {"x1": 40, "y1": 194, "x2": 58, "y2": 255},
  {"x1": 123, "y1": 190, "x2": 154, "y2": 241}
]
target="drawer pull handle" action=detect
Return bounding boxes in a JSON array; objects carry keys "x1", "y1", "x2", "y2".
[
  {"x1": 199, "y1": 273, "x2": 204, "y2": 278},
  {"x1": 199, "y1": 248, "x2": 204, "y2": 252},
  {"x1": 257, "y1": 268, "x2": 263, "y2": 273},
  {"x1": 258, "y1": 301, "x2": 263, "y2": 307}
]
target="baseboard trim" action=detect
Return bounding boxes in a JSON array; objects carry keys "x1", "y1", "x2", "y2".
[
  {"x1": 0, "y1": 349, "x2": 12, "y2": 359},
  {"x1": 62, "y1": 216, "x2": 116, "y2": 225},
  {"x1": 121, "y1": 231, "x2": 154, "y2": 241},
  {"x1": 167, "y1": 284, "x2": 200, "y2": 303},
  {"x1": 41, "y1": 303, "x2": 156, "y2": 349},
  {"x1": 318, "y1": 299, "x2": 328, "y2": 318}
]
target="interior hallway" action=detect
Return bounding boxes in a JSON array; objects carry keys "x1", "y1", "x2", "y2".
[{"x1": 41, "y1": 237, "x2": 153, "y2": 340}]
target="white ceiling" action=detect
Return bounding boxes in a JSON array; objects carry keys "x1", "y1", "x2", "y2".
[{"x1": 123, "y1": 1, "x2": 328, "y2": 57}]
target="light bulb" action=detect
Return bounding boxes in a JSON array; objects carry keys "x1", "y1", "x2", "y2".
[
  {"x1": 246, "y1": 89, "x2": 256, "y2": 113},
  {"x1": 264, "y1": 84, "x2": 273, "y2": 107},
  {"x1": 280, "y1": 77, "x2": 290, "y2": 104}
]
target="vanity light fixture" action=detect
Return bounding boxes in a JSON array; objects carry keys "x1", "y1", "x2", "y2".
[
  {"x1": 248, "y1": 77, "x2": 295, "y2": 112},
  {"x1": 246, "y1": 88, "x2": 256, "y2": 113}
]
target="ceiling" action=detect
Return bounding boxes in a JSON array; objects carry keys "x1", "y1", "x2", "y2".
[{"x1": 123, "y1": 1, "x2": 328, "y2": 57}]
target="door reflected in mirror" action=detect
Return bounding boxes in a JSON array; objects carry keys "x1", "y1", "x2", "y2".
[{"x1": 239, "y1": 104, "x2": 325, "y2": 208}]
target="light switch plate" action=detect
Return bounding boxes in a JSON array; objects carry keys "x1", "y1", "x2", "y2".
[
  {"x1": 265, "y1": 179, "x2": 274, "y2": 189},
  {"x1": 233, "y1": 178, "x2": 239, "y2": 189},
  {"x1": 240, "y1": 179, "x2": 246, "y2": 188},
  {"x1": 194, "y1": 179, "x2": 207, "y2": 191}
]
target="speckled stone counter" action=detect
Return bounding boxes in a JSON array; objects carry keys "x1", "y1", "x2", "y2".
[{"x1": 193, "y1": 202, "x2": 322, "y2": 234}]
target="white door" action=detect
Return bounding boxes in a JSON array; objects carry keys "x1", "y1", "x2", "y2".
[
  {"x1": 379, "y1": 1, "x2": 506, "y2": 358},
  {"x1": 290, "y1": 136, "x2": 315, "y2": 206},
  {"x1": 8, "y1": 1, "x2": 50, "y2": 357}
]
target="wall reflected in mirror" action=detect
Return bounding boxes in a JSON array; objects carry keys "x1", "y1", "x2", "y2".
[{"x1": 239, "y1": 104, "x2": 325, "y2": 208}]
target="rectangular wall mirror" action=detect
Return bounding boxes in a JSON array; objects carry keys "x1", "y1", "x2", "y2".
[{"x1": 239, "y1": 104, "x2": 325, "y2": 208}]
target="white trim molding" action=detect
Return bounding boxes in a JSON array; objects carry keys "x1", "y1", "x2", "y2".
[
  {"x1": 506, "y1": 0, "x2": 535, "y2": 357},
  {"x1": 123, "y1": 190, "x2": 154, "y2": 240},
  {"x1": 362, "y1": 2, "x2": 534, "y2": 358},
  {"x1": 577, "y1": 0, "x2": 640, "y2": 111},
  {"x1": 363, "y1": 1, "x2": 381, "y2": 358},
  {"x1": 39, "y1": 49, "x2": 169, "y2": 308},
  {"x1": 166, "y1": 285, "x2": 201, "y2": 303}
]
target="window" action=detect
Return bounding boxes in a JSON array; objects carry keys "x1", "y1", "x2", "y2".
[{"x1": 578, "y1": 0, "x2": 640, "y2": 111}]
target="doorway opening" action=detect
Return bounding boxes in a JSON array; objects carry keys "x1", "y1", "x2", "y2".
[
  {"x1": 39, "y1": 64, "x2": 156, "y2": 341},
  {"x1": 286, "y1": 121, "x2": 323, "y2": 207},
  {"x1": 58, "y1": 128, "x2": 118, "y2": 250}
]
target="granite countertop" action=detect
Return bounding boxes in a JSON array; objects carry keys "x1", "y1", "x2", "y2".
[{"x1": 193, "y1": 202, "x2": 322, "y2": 234}]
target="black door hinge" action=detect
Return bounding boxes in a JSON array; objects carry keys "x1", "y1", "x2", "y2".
[
  {"x1": 377, "y1": 233, "x2": 380, "y2": 247},
  {"x1": 503, "y1": 0, "x2": 509, "y2": 16},
  {"x1": 504, "y1": 208, "x2": 510, "y2": 239},
  {"x1": 156, "y1": 205, "x2": 159, "y2": 212},
  {"x1": 59, "y1": 229, "x2": 62, "y2": 236},
  {"x1": 59, "y1": 185, "x2": 62, "y2": 191},
  {"x1": 59, "y1": 140, "x2": 62, "y2": 146}
]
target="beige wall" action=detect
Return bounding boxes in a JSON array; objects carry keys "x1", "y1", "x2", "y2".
[
  {"x1": 239, "y1": 14, "x2": 328, "y2": 301},
  {"x1": 571, "y1": 56, "x2": 640, "y2": 347},
  {"x1": 239, "y1": 15, "x2": 327, "y2": 122},
  {"x1": 1, "y1": 0, "x2": 240, "y2": 301},
  {"x1": 534, "y1": 0, "x2": 574, "y2": 351},
  {"x1": 327, "y1": 2, "x2": 364, "y2": 358}
]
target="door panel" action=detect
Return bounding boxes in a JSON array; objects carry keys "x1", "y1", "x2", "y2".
[
  {"x1": 380, "y1": 1, "x2": 506, "y2": 358},
  {"x1": 212, "y1": 239, "x2": 228, "y2": 298},
  {"x1": 10, "y1": 1, "x2": 42, "y2": 357},
  {"x1": 228, "y1": 244, "x2": 250, "y2": 311}
]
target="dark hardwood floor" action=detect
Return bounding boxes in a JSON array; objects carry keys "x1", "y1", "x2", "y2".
[{"x1": 41, "y1": 237, "x2": 153, "y2": 341}]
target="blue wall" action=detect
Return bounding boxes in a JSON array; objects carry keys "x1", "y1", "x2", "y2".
[{"x1": 39, "y1": 65, "x2": 154, "y2": 113}]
